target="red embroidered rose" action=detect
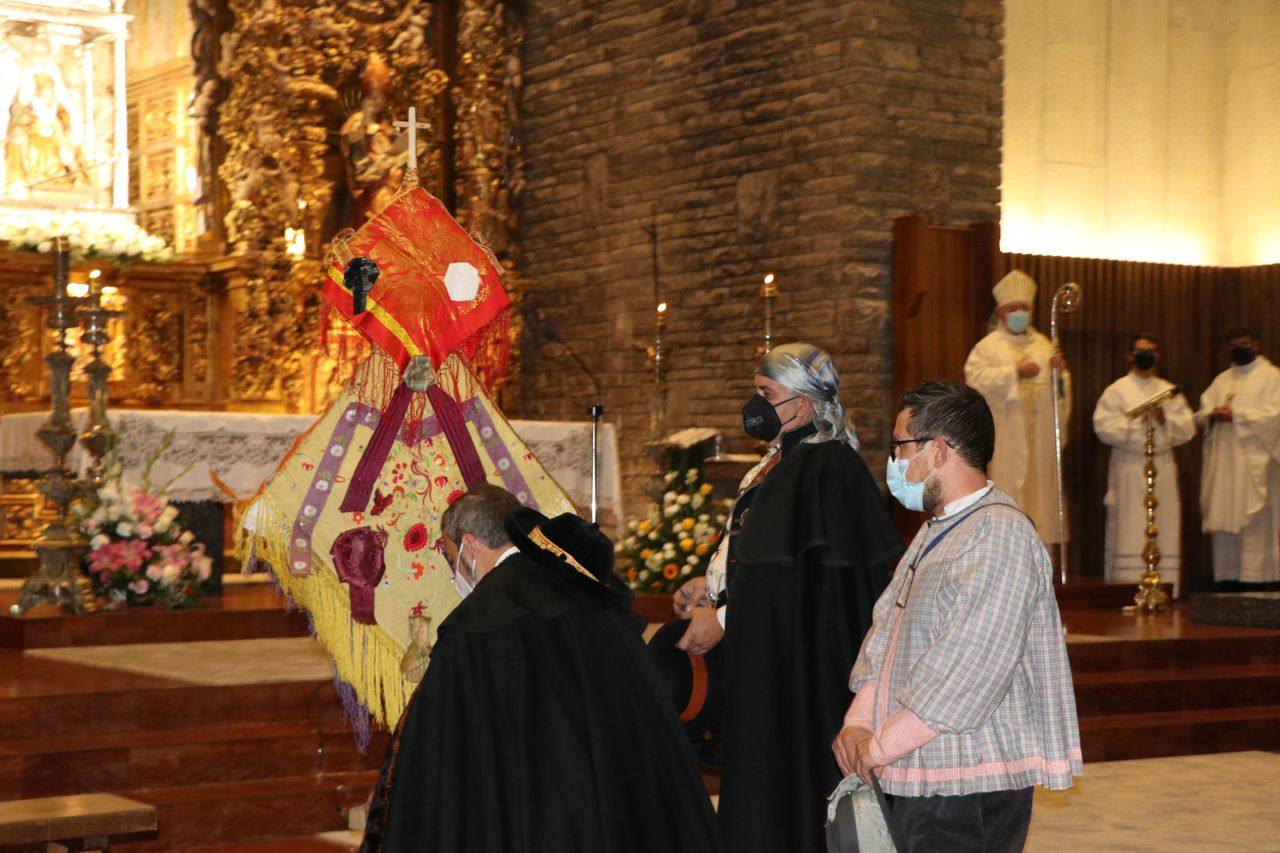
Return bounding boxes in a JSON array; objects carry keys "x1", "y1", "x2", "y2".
[
  {"x1": 446, "y1": 489, "x2": 465, "y2": 505},
  {"x1": 403, "y1": 523, "x2": 429, "y2": 552}
]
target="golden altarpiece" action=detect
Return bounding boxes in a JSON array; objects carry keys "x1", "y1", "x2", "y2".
[{"x1": 0, "y1": 0, "x2": 526, "y2": 567}]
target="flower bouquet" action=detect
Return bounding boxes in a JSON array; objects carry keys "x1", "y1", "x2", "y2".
[
  {"x1": 614, "y1": 467, "x2": 730, "y2": 595},
  {"x1": 75, "y1": 441, "x2": 212, "y2": 609},
  {"x1": 0, "y1": 210, "x2": 173, "y2": 266}
]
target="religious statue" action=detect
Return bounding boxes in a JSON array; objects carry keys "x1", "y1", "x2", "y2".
[
  {"x1": 339, "y1": 53, "x2": 421, "y2": 224},
  {"x1": 5, "y1": 72, "x2": 89, "y2": 196}
]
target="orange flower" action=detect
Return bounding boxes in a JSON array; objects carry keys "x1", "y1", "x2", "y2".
[
  {"x1": 640, "y1": 548, "x2": 653, "y2": 560},
  {"x1": 695, "y1": 543, "x2": 710, "y2": 556},
  {"x1": 663, "y1": 563, "x2": 679, "y2": 579},
  {"x1": 627, "y1": 568, "x2": 638, "y2": 581}
]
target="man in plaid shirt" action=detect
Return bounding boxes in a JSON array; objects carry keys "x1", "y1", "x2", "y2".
[{"x1": 832, "y1": 380, "x2": 1082, "y2": 852}]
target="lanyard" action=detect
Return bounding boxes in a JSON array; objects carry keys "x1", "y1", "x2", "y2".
[{"x1": 893, "y1": 502, "x2": 1022, "y2": 608}]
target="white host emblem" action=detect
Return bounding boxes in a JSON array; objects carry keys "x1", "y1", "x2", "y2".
[{"x1": 444, "y1": 262, "x2": 481, "y2": 302}]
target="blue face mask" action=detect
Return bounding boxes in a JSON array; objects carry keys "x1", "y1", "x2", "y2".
[
  {"x1": 886, "y1": 445, "x2": 935, "y2": 512},
  {"x1": 1005, "y1": 310, "x2": 1031, "y2": 335}
]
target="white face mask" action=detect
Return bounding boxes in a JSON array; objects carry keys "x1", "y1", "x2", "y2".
[{"x1": 452, "y1": 541, "x2": 479, "y2": 600}]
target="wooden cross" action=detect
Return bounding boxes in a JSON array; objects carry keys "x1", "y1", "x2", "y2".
[{"x1": 392, "y1": 107, "x2": 430, "y2": 172}]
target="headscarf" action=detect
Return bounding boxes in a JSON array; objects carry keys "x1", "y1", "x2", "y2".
[{"x1": 756, "y1": 342, "x2": 859, "y2": 450}]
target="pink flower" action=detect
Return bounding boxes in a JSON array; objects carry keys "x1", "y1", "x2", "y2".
[
  {"x1": 129, "y1": 579, "x2": 149, "y2": 594},
  {"x1": 130, "y1": 488, "x2": 166, "y2": 526},
  {"x1": 146, "y1": 565, "x2": 163, "y2": 582},
  {"x1": 136, "y1": 523, "x2": 154, "y2": 539},
  {"x1": 194, "y1": 555, "x2": 212, "y2": 581}
]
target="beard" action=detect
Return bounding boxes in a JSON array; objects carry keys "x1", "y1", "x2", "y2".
[{"x1": 922, "y1": 477, "x2": 945, "y2": 516}]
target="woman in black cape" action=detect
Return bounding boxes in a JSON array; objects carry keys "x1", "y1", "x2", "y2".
[{"x1": 672, "y1": 342, "x2": 901, "y2": 852}]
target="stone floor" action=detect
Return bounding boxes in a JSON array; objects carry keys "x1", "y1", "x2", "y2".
[{"x1": 1026, "y1": 751, "x2": 1280, "y2": 852}]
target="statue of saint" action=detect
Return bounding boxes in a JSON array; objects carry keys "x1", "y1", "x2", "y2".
[
  {"x1": 5, "y1": 72, "x2": 88, "y2": 196},
  {"x1": 339, "y1": 53, "x2": 415, "y2": 224}
]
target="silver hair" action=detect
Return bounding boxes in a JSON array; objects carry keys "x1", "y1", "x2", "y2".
[
  {"x1": 440, "y1": 485, "x2": 521, "y2": 548},
  {"x1": 756, "y1": 342, "x2": 860, "y2": 450}
]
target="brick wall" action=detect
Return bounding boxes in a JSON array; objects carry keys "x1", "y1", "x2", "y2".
[{"x1": 516, "y1": 0, "x2": 1003, "y2": 520}]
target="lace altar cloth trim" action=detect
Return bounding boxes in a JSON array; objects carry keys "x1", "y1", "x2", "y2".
[{"x1": 0, "y1": 409, "x2": 621, "y2": 519}]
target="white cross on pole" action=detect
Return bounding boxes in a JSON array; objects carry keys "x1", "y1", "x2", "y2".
[{"x1": 392, "y1": 107, "x2": 431, "y2": 172}]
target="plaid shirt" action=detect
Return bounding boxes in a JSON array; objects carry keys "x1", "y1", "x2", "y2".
[{"x1": 849, "y1": 487, "x2": 1083, "y2": 797}]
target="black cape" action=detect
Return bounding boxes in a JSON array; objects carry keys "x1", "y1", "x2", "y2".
[
  {"x1": 361, "y1": 552, "x2": 722, "y2": 853},
  {"x1": 718, "y1": 438, "x2": 901, "y2": 852}
]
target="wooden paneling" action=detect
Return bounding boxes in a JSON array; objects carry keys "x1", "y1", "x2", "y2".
[{"x1": 892, "y1": 214, "x2": 1280, "y2": 593}]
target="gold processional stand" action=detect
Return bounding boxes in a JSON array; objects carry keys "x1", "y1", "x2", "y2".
[{"x1": 1125, "y1": 386, "x2": 1182, "y2": 613}]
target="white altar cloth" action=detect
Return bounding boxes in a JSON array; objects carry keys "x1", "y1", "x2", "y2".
[{"x1": 0, "y1": 409, "x2": 622, "y2": 526}]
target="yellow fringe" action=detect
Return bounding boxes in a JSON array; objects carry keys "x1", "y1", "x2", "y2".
[{"x1": 237, "y1": 504, "x2": 410, "y2": 729}]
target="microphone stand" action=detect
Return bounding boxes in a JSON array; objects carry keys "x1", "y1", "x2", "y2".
[{"x1": 544, "y1": 330, "x2": 604, "y2": 523}]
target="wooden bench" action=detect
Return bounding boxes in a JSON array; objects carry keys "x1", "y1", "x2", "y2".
[{"x1": 0, "y1": 794, "x2": 156, "y2": 851}]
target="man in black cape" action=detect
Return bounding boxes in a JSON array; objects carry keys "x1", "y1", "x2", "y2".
[
  {"x1": 671, "y1": 343, "x2": 901, "y2": 851},
  {"x1": 361, "y1": 485, "x2": 721, "y2": 853}
]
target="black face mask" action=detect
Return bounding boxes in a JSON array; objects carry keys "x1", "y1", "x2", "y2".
[
  {"x1": 1231, "y1": 346, "x2": 1257, "y2": 366},
  {"x1": 1132, "y1": 350, "x2": 1157, "y2": 371},
  {"x1": 741, "y1": 394, "x2": 798, "y2": 442}
]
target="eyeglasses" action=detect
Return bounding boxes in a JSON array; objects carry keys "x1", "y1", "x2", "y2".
[{"x1": 888, "y1": 436, "x2": 933, "y2": 460}]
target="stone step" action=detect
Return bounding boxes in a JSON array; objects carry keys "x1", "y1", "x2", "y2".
[
  {"x1": 1079, "y1": 705, "x2": 1280, "y2": 763},
  {"x1": 0, "y1": 722, "x2": 386, "y2": 800},
  {"x1": 1, "y1": 679, "x2": 355, "y2": 741},
  {"x1": 1067, "y1": 634, "x2": 1280, "y2": 673},
  {"x1": 115, "y1": 771, "x2": 378, "y2": 850},
  {"x1": 1073, "y1": 664, "x2": 1280, "y2": 717},
  {"x1": 0, "y1": 587, "x2": 309, "y2": 651}
]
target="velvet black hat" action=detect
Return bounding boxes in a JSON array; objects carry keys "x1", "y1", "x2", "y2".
[{"x1": 505, "y1": 507, "x2": 632, "y2": 602}]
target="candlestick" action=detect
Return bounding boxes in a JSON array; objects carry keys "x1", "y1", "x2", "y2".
[
  {"x1": 762, "y1": 273, "x2": 778, "y2": 355},
  {"x1": 12, "y1": 236, "x2": 96, "y2": 615}
]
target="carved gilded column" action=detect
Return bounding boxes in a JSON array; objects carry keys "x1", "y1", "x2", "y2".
[{"x1": 454, "y1": 0, "x2": 524, "y2": 408}]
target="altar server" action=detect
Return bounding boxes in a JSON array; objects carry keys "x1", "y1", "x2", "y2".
[
  {"x1": 1197, "y1": 329, "x2": 1280, "y2": 585},
  {"x1": 1092, "y1": 334, "x2": 1196, "y2": 595}
]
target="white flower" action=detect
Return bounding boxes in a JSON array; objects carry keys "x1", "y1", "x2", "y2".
[
  {"x1": 663, "y1": 542, "x2": 676, "y2": 554},
  {"x1": 698, "y1": 514, "x2": 710, "y2": 522},
  {"x1": 692, "y1": 494, "x2": 705, "y2": 509},
  {"x1": 36, "y1": 240, "x2": 52, "y2": 253},
  {"x1": 179, "y1": 530, "x2": 195, "y2": 545},
  {"x1": 663, "y1": 505, "x2": 678, "y2": 518},
  {"x1": 90, "y1": 533, "x2": 109, "y2": 549},
  {"x1": 663, "y1": 491, "x2": 677, "y2": 503},
  {"x1": 681, "y1": 565, "x2": 692, "y2": 575},
  {"x1": 638, "y1": 570, "x2": 650, "y2": 580},
  {"x1": 648, "y1": 531, "x2": 659, "y2": 541},
  {"x1": 160, "y1": 563, "x2": 181, "y2": 585},
  {"x1": 116, "y1": 522, "x2": 133, "y2": 537},
  {"x1": 677, "y1": 494, "x2": 691, "y2": 505},
  {"x1": 685, "y1": 469, "x2": 698, "y2": 483},
  {"x1": 687, "y1": 554, "x2": 699, "y2": 565}
]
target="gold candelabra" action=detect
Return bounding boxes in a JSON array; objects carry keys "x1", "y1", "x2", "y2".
[
  {"x1": 1126, "y1": 387, "x2": 1179, "y2": 612},
  {"x1": 76, "y1": 278, "x2": 122, "y2": 492},
  {"x1": 11, "y1": 238, "x2": 96, "y2": 615}
]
